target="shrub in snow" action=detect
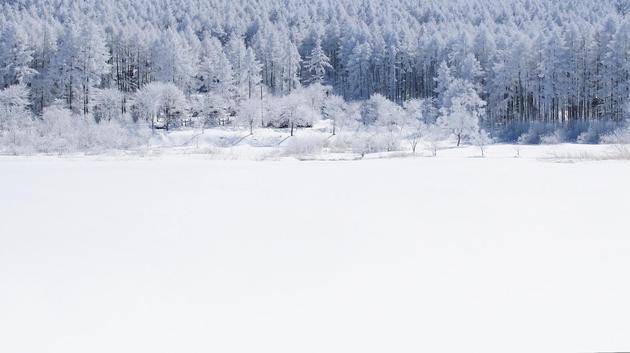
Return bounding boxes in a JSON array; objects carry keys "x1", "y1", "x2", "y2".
[
  {"x1": 498, "y1": 122, "x2": 530, "y2": 143},
  {"x1": 600, "y1": 127, "x2": 630, "y2": 144},
  {"x1": 300, "y1": 83, "x2": 330, "y2": 111},
  {"x1": 576, "y1": 121, "x2": 619, "y2": 144},
  {"x1": 38, "y1": 105, "x2": 86, "y2": 152},
  {"x1": 235, "y1": 98, "x2": 261, "y2": 134},
  {"x1": 351, "y1": 132, "x2": 397, "y2": 156},
  {"x1": 26, "y1": 104, "x2": 151, "y2": 154},
  {"x1": 293, "y1": 102, "x2": 319, "y2": 129},
  {"x1": 562, "y1": 121, "x2": 590, "y2": 142},
  {"x1": 517, "y1": 123, "x2": 556, "y2": 144},
  {"x1": 472, "y1": 129, "x2": 492, "y2": 157},
  {"x1": 90, "y1": 120, "x2": 141, "y2": 151},
  {"x1": 425, "y1": 124, "x2": 447, "y2": 157},
  {"x1": 322, "y1": 94, "x2": 349, "y2": 135},
  {"x1": 0, "y1": 84, "x2": 38, "y2": 153},
  {"x1": 403, "y1": 98, "x2": 433, "y2": 153},
  {"x1": 327, "y1": 133, "x2": 355, "y2": 153},
  {"x1": 517, "y1": 130, "x2": 535, "y2": 145},
  {"x1": 540, "y1": 130, "x2": 564, "y2": 145},
  {"x1": 283, "y1": 134, "x2": 326, "y2": 156}
]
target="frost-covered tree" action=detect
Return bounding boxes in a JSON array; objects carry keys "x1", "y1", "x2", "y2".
[
  {"x1": 0, "y1": 84, "x2": 32, "y2": 145},
  {"x1": 236, "y1": 98, "x2": 261, "y2": 134},
  {"x1": 198, "y1": 37, "x2": 234, "y2": 98},
  {"x1": 52, "y1": 22, "x2": 110, "y2": 114},
  {"x1": 437, "y1": 79, "x2": 486, "y2": 146},
  {"x1": 425, "y1": 123, "x2": 447, "y2": 157},
  {"x1": 360, "y1": 93, "x2": 398, "y2": 126},
  {"x1": 91, "y1": 88, "x2": 126, "y2": 122},
  {"x1": 305, "y1": 37, "x2": 332, "y2": 84},
  {"x1": 472, "y1": 129, "x2": 492, "y2": 157},
  {"x1": 403, "y1": 99, "x2": 431, "y2": 153},
  {"x1": 322, "y1": 94, "x2": 347, "y2": 135},
  {"x1": 0, "y1": 24, "x2": 36, "y2": 88},
  {"x1": 225, "y1": 35, "x2": 248, "y2": 99},
  {"x1": 274, "y1": 89, "x2": 320, "y2": 135},
  {"x1": 282, "y1": 37, "x2": 302, "y2": 94},
  {"x1": 133, "y1": 82, "x2": 188, "y2": 130},
  {"x1": 152, "y1": 29, "x2": 198, "y2": 93},
  {"x1": 244, "y1": 47, "x2": 262, "y2": 100},
  {"x1": 435, "y1": 61, "x2": 454, "y2": 108}
]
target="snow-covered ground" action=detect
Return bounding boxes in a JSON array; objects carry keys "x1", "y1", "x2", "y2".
[
  {"x1": 1, "y1": 148, "x2": 629, "y2": 353},
  {"x1": 139, "y1": 126, "x2": 630, "y2": 162}
]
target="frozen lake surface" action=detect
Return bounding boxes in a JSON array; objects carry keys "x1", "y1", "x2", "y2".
[{"x1": 1, "y1": 151, "x2": 629, "y2": 352}]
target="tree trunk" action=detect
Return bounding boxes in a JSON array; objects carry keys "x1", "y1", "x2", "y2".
[{"x1": 457, "y1": 133, "x2": 461, "y2": 146}]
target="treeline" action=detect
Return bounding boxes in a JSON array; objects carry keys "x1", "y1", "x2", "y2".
[{"x1": 0, "y1": 0, "x2": 629, "y2": 136}]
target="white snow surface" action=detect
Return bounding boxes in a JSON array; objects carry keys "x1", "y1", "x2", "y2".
[{"x1": 1, "y1": 147, "x2": 629, "y2": 353}]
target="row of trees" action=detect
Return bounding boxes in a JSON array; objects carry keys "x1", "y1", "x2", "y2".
[
  {"x1": 0, "y1": 74, "x2": 624, "y2": 156},
  {"x1": 1, "y1": 0, "x2": 629, "y2": 146}
]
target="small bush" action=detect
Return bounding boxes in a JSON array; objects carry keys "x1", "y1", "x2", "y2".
[
  {"x1": 598, "y1": 127, "x2": 630, "y2": 145},
  {"x1": 516, "y1": 122, "x2": 556, "y2": 144},
  {"x1": 540, "y1": 130, "x2": 563, "y2": 144},
  {"x1": 283, "y1": 134, "x2": 327, "y2": 156},
  {"x1": 576, "y1": 121, "x2": 619, "y2": 144},
  {"x1": 351, "y1": 132, "x2": 398, "y2": 155}
]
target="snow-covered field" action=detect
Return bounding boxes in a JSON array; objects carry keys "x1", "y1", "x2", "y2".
[{"x1": 1, "y1": 148, "x2": 630, "y2": 353}]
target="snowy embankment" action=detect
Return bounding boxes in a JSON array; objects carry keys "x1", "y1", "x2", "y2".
[
  {"x1": 132, "y1": 126, "x2": 630, "y2": 162},
  {"x1": 1, "y1": 151, "x2": 629, "y2": 353}
]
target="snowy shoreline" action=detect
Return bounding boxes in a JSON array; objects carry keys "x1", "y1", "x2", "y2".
[{"x1": 1, "y1": 141, "x2": 628, "y2": 163}]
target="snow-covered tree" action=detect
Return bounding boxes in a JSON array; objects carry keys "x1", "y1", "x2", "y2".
[
  {"x1": 403, "y1": 99, "x2": 431, "y2": 154},
  {"x1": 0, "y1": 84, "x2": 32, "y2": 146},
  {"x1": 225, "y1": 35, "x2": 248, "y2": 99},
  {"x1": 133, "y1": 82, "x2": 188, "y2": 130},
  {"x1": 425, "y1": 123, "x2": 447, "y2": 157},
  {"x1": 236, "y1": 98, "x2": 261, "y2": 134},
  {"x1": 152, "y1": 29, "x2": 198, "y2": 93},
  {"x1": 360, "y1": 93, "x2": 398, "y2": 126},
  {"x1": 472, "y1": 129, "x2": 492, "y2": 157},
  {"x1": 322, "y1": 94, "x2": 347, "y2": 135},
  {"x1": 244, "y1": 47, "x2": 262, "y2": 99},
  {"x1": 274, "y1": 89, "x2": 319, "y2": 135},
  {"x1": 198, "y1": 37, "x2": 234, "y2": 98},
  {"x1": 437, "y1": 78, "x2": 486, "y2": 146},
  {"x1": 0, "y1": 24, "x2": 36, "y2": 87},
  {"x1": 435, "y1": 61, "x2": 454, "y2": 108},
  {"x1": 305, "y1": 37, "x2": 333, "y2": 84},
  {"x1": 282, "y1": 37, "x2": 302, "y2": 94},
  {"x1": 52, "y1": 22, "x2": 110, "y2": 114},
  {"x1": 91, "y1": 88, "x2": 126, "y2": 123}
]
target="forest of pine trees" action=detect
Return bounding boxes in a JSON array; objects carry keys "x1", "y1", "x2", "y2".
[{"x1": 1, "y1": 0, "x2": 630, "y2": 153}]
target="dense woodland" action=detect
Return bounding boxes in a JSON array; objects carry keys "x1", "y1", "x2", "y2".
[{"x1": 1, "y1": 0, "x2": 630, "y2": 153}]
